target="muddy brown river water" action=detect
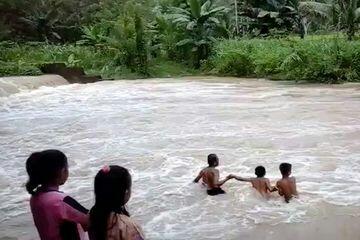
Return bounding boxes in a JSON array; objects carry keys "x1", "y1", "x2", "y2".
[{"x1": 0, "y1": 77, "x2": 359, "y2": 239}]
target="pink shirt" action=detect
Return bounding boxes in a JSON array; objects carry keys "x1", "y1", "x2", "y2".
[{"x1": 30, "y1": 187, "x2": 89, "y2": 240}]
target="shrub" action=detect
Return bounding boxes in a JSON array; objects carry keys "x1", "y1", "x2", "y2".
[
  {"x1": 0, "y1": 42, "x2": 194, "y2": 78},
  {"x1": 210, "y1": 37, "x2": 360, "y2": 83},
  {"x1": 211, "y1": 40, "x2": 255, "y2": 76}
]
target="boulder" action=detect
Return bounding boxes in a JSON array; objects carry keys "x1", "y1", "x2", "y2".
[{"x1": 39, "y1": 63, "x2": 102, "y2": 84}]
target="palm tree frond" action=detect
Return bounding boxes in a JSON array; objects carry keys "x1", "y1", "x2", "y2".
[{"x1": 298, "y1": 1, "x2": 332, "y2": 18}]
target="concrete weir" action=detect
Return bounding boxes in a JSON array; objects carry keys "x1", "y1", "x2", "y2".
[{"x1": 0, "y1": 75, "x2": 69, "y2": 97}]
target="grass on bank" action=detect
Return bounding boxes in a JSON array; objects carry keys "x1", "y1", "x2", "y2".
[
  {"x1": 208, "y1": 36, "x2": 360, "y2": 83},
  {"x1": 2, "y1": 36, "x2": 360, "y2": 83},
  {"x1": 0, "y1": 42, "x2": 199, "y2": 79}
]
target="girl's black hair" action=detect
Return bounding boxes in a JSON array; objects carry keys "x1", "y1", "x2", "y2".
[
  {"x1": 89, "y1": 165, "x2": 132, "y2": 240},
  {"x1": 25, "y1": 149, "x2": 68, "y2": 195}
]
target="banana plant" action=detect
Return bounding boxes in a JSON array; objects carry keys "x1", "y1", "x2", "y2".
[
  {"x1": 168, "y1": 0, "x2": 229, "y2": 68},
  {"x1": 81, "y1": 24, "x2": 109, "y2": 45}
]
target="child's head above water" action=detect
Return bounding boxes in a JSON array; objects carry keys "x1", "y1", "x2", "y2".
[
  {"x1": 90, "y1": 165, "x2": 132, "y2": 240},
  {"x1": 25, "y1": 150, "x2": 68, "y2": 195},
  {"x1": 207, "y1": 154, "x2": 219, "y2": 167},
  {"x1": 93, "y1": 165, "x2": 132, "y2": 211},
  {"x1": 279, "y1": 162, "x2": 292, "y2": 177},
  {"x1": 255, "y1": 166, "x2": 266, "y2": 177}
]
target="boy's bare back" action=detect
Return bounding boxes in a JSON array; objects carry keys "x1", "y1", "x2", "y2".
[
  {"x1": 250, "y1": 178, "x2": 273, "y2": 199},
  {"x1": 193, "y1": 154, "x2": 231, "y2": 196},
  {"x1": 200, "y1": 167, "x2": 219, "y2": 189},
  {"x1": 276, "y1": 177, "x2": 297, "y2": 203},
  {"x1": 230, "y1": 176, "x2": 275, "y2": 198},
  {"x1": 229, "y1": 166, "x2": 276, "y2": 199}
]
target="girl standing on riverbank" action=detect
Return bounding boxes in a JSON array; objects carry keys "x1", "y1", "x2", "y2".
[
  {"x1": 25, "y1": 150, "x2": 89, "y2": 240},
  {"x1": 89, "y1": 165, "x2": 144, "y2": 240}
]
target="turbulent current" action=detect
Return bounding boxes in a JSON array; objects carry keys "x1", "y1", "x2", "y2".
[{"x1": 0, "y1": 77, "x2": 360, "y2": 240}]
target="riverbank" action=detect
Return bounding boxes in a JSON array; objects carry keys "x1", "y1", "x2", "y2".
[
  {"x1": 2, "y1": 36, "x2": 360, "y2": 83},
  {"x1": 0, "y1": 42, "x2": 200, "y2": 79},
  {"x1": 209, "y1": 36, "x2": 360, "y2": 83}
]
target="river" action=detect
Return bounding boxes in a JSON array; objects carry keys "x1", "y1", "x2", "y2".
[{"x1": 0, "y1": 77, "x2": 360, "y2": 239}]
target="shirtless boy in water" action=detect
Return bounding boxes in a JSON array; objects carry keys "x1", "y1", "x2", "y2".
[
  {"x1": 228, "y1": 166, "x2": 277, "y2": 199},
  {"x1": 276, "y1": 162, "x2": 298, "y2": 203},
  {"x1": 193, "y1": 154, "x2": 231, "y2": 196}
]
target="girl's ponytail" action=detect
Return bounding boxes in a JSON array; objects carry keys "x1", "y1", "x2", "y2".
[
  {"x1": 25, "y1": 152, "x2": 42, "y2": 195},
  {"x1": 26, "y1": 180, "x2": 39, "y2": 195}
]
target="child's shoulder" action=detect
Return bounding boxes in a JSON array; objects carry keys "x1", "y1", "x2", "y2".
[
  {"x1": 32, "y1": 189, "x2": 66, "y2": 202},
  {"x1": 116, "y1": 213, "x2": 133, "y2": 223},
  {"x1": 109, "y1": 213, "x2": 144, "y2": 239},
  {"x1": 203, "y1": 167, "x2": 217, "y2": 173},
  {"x1": 116, "y1": 214, "x2": 143, "y2": 234},
  {"x1": 290, "y1": 176, "x2": 296, "y2": 182},
  {"x1": 110, "y1": 213, "x2": 134, "y2": 229},
  {"x1": 201, "y1": 167, "x2": 209, "y2": 173},
  {"x1": 254, "y1": 177, "x2": 268, "y2": 182}
]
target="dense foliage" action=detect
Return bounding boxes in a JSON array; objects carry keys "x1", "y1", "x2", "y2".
[
  {"x1": 209, "y1": 36, "x2": 360, "y2": 83},
  {"x1": 1, "y1": 0, "x2": 360, "y2": 81},
  {"x1": 0, "y1": 42, "x2": 198, "y2": 78}
]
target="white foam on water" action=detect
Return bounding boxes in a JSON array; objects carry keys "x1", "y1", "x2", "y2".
[
  {"x1": 0, "y1": 78, "x2": 360, "y2": 239},
  {"x1": 0, "y1": 75, "x2": 68, "y2": 97}
]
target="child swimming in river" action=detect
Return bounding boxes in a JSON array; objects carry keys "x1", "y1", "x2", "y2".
[
  {"x1": 228, "y1": 166, "x2": 277, "y2": 199},
  {"x1": 193, "y1": 154, "x2": 232, "y2": 196},
  {"x1": 25, "y1": 150, "x2": 89, "y2": 240},
  {"x1": 276, "y1": 162, "x2": 298, "y2": 203},
  {"x1": 89, "y1": 165, "x2": 144, "y2": 240}
]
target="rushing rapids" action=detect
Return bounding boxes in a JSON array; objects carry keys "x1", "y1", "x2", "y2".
[{"x1": 0, "y1": 77, "x2": 360, "y2": 239}]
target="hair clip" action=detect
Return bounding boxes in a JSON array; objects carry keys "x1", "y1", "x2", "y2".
[{"x1": 101, "y1": 165, "x2": 111, "y2": 173}]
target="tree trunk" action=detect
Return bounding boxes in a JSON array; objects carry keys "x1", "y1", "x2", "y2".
[
  {"x1": 299, "y1": 18, "x2": 308, "y2": 39},
  {"x1": 346, "y1": 0, "x2": 357, "y2": 41},
  {"x1": 234, "y1": 0, "x2": 239, "y2": 35}
]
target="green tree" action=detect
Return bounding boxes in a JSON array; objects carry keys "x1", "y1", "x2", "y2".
[
  {"x1": 168, "y1": 0, "x2": 229, "y2": 67},
  {"x1": 135, "y1": 11, "x2": 149, "y2": 75},
  {"x1": 238, "y1": 0, "x2": 332, "y2": 38},
  {"x1": 82, "y1": 2, "x2": 149, "y2": 74},
  {"x1": 337, "y1": 0, "x2": 360, "y2": 40},
  {"x1": 0, "y1": 0, "x2": 99, "y2": 41}
]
